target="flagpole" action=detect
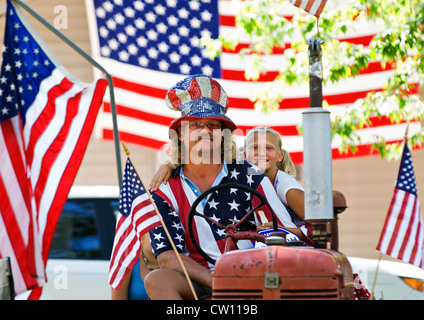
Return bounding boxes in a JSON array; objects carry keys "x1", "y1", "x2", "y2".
[
  {"x1": 370, "y1": 252, "x2": 382, "y2": 300},
  {"x1": 12, "y1": 0, "x2": 123, "y2": 186},
  {"x1": 404, "y1": 123, "x2": 410, "y2": 142},
  {"x1": 121, "y1": 142, "x2": 199, "y2": 300}
]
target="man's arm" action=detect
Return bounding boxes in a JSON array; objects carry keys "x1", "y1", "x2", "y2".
[{"x1": 157, "y1": 250, "x2": 212, "y2": 287}]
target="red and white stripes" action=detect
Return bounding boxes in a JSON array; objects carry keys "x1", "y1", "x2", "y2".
[
  {"x1": 0, "y1": 70, "x2": 107, "y2": 295},
  {"x1": 377, "y1": 190, "x2": 423, "y2": 268}
]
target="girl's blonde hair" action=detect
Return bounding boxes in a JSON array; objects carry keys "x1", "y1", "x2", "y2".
[{"x1": 244, "y1": 127, "x2": 297, "y2": 178}]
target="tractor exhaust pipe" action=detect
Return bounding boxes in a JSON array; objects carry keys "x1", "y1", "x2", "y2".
[{"x1": 303, "y1": 38, "x2": 334, "y2": 248}]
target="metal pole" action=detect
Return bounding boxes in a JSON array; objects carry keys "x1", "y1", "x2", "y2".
[
  {"x1": 12, "y1": 0, "x2": 123, "y2": 186},
  {"x1": 307, "y1": 38, "x2": 324, "y2": 109},
  {"x1": 302, "y1": 38, "x2": 333, "y2": 248}
]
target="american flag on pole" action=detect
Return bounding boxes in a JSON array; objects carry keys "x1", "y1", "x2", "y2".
[
  {"x1": 376, "y1": 143, "x2": 424, "y2": 269},
  {"x1": 0, "y1": 0, "x2": 107, "y2": 297},
  {"x1": 291, "y1": 0, "x2": 327, "y2": 17},
  {"x1": 109, "y1": 158, "x2": 161, "y2": 289},
  {"x1": 85, "y1": 0, "x2": 421, "y2": 164}
]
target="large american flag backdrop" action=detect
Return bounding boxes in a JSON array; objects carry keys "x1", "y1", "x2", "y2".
[
  {"x1": 0, "y1": 1, "x2": 107, "y2": 297},
  {"x1": 85, "y1": 0, "x2": 421, "y2": 164}
]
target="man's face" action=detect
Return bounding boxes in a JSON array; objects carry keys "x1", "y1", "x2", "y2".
[{"x1": 180, "y1": 119, "x2": 223, "y2": 165}]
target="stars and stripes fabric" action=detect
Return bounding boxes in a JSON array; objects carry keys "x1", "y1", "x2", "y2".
[
  {"x1": 377, "y1": 143, "x2": 424, "y2": 269},
  {"x1": 291, "y1": 0, "x2": 327, "y2": 17},
  {"x1": 109, "y1": 158, "x2": 161, "y2": 289},
  {"x1": 85, "y1": 0, "x2": 421, "y2": 164},
  {"x1": 0, "y1": 1, "x2": 107, "y2": 297},
  {"x1": 150, "y1": 161, "x2": 298, "y2": 270}
]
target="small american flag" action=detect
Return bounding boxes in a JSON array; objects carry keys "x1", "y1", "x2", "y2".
[
  {"x1": 377, "y1": 143, "x2": 424, "y2": 269},
  {"x1": 291, "y1": 0, "x2": 327, "y2": 17},
  {"x1": 108, "y1": 158, "x2": 161, "y2": 289},
  {"x1": 0, "y1": 0, "x2": 107, "y2": 298}
]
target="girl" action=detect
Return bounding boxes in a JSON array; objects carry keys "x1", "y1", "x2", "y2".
[{"x1": 243, "y1": 127, "x2": 309, "y2": 234}]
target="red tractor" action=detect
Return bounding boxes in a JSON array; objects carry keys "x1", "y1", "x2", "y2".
[
  {"x1": 187, "y1": 38, "x2": 362, "y2": 300},
  {"x1": 188, "y1": 184, "x2": 355, "y2": 300}
]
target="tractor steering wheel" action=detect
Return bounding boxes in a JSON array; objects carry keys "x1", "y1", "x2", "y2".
[{"x1": 187, "y1": 183, "x2": 279, "y2": 265}]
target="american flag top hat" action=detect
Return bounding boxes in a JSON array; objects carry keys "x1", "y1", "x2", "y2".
[{"x1": 166, "y1": 75, "x2": 237, "y2": 134}]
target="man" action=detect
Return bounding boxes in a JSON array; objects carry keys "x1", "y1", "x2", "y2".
[{"x1": 144, "y1": 75, "x2": 304, "y2": 300}]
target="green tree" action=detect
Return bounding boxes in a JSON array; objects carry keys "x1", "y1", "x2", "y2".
[{"x1": 203, "y1": 0, "x2": 424, "y2": 159}]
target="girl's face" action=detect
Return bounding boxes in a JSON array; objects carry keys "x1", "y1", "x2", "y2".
[{"x1": 245, "y1": 131, "x2": 284, "y2": 174}]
